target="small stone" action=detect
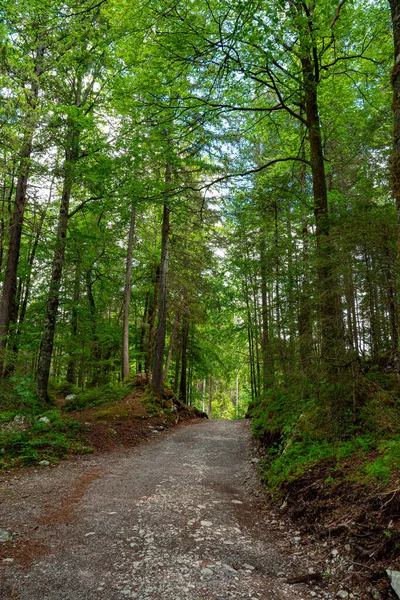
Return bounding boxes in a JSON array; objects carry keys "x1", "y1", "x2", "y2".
[
  {"x1": 337, "y1": 592, "x2": 349, "y2": 599},
  {"x1": 250, "y1": 458, "x2": 259, "y2": 464},
  {"x1": 292, "y1": 536, "x2": 301, "y2": 544},
  {"x1": 65, "y1": 394, "x2": 76, "y2": 401},
  {"x1": 39, "y1": 460, "x2": 50, "y2": 466},
  {"x1": 200, "y1": 520, "x2": 212, "y2": 527},
  {"x1": 0, "y1": 529, "x2": 10, "y2": 542},
  {"x1": 13, "y1": 415, "x2": 24, "y2": 424},
  {"x1": 331, "y1": 548, "x2": 339, "y2": 557},
  {"x1": 201, "y1": 567, "x2": 213, "y2": 576},
  {"x1": 2, "y1": 558, "x2": 14, "y2": 563},
  {"x1": 231, "y1": 500, "x2": 243, "y2": 504},
  {"x1": 243, "y1": 563, "x2": 255, "y2": 570},
  {"x1": 85, "y1": 532, "x2": 96, "y2": 536},
  {"x1": 38, "y1": 416, "x2": 50, "y2": 423},
  {"x1": 223, "y1": 564, "x2": 237, "y2": 574}
]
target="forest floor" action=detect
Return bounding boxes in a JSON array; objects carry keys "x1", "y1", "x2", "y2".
[{"x1": 0, "y1": 419, "x2": 394, "y2": 600}]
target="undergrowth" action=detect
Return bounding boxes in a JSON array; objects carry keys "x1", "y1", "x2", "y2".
[
  {"x1": 0, "y1": 377, "x2": 91, "y2": 469},
  {"x1": 62, "y1": 383, "x2": 131, "y2": 412},
  {"x1": 251, "y1": 371, "x2": 400, "y2": 491}
]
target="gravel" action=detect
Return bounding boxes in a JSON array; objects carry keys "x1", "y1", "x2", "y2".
[{"x1": 0, "y1": 420, "x2": 325, "y2": 599}]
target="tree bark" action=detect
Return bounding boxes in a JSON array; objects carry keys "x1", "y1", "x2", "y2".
[
  {"x1": 163, "y1": 312, "x2": 179, "y2": 382},
  {"x1": 122, "y1": 206, "x2": 136, "y2": 380},
  {"x1": 260, "y1": 237, "x2": 273, "y2": 390},
  {"x1": 66, "y1": 262, "x2": 81, "y2": 385},
  {"x1": 301, "y1": 52, "x2": 344, "y2": 368},
  {"x1": 390, "y1": 0, "x2": 400, "y2": 248},
  {"x1": 0, "y1": 46, "x2": 43, "y2": 376},
  {"x1": 36, "y1": 124, "x2": 80, "y2": 402},
  {"x1": 152, "y1": 162, "x2": 172, "y2": 395},
  {"x1": 179, "y1": 318, "x2": 189, "y2": 403},
  {"x1": 208, "y1": 375, "x2": 213, "y2": 419}
]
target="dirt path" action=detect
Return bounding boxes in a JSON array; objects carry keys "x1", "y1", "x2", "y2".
[{"x1": 0, "y1": 420, "x2": 324, "y2": 600}]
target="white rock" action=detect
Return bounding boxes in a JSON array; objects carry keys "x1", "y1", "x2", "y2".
[
  {"x1": 38, "y1": 416, "x2": 50, "y2": 423},
  {"x1": 201, "y1": 567, "x2": 213, "y2": 575},
  {"x1": 65, "y1": 394, "x2": 76, "y2": 401},
  {"x1": 243, "y1": 563, "x2": 255, "y2": 570},
  {"x1": 331, "y1": 548, "x2": 339, "y2": 557},
  {"x1": 0, "y1": 529, "x2": 10, "y2": 542},
  {"x1": 337, "y1": 592, "x2": 349, "y2": 599},
  {"x1": 387, "y1": 570, "x2": 400, "y2": 598},
  {"x1": 13, "y1": 415, "x2": 24, "y2": 424},
  {"x1": 39, "y1": 460, "x2": 50, "y2": 466},
  {"x1": 85, "y1": 532, "x2": 96, "y2": 536},
  {"x1": 2, "y1": 558, "x2": 14, "y2": 563},
  {"x1": 223, "y1": 564, "x2": 237, "y2": 574},
  {"x1": 292, "y1": 537, "x2": 301, "y2": 544},
  {"x1": 200, "y1": 520, "x2": 212, "y2": 527}
]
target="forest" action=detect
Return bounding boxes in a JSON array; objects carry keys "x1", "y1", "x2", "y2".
[{"x1": 1, "y1": 0, "x2": 400, "y2": 494}]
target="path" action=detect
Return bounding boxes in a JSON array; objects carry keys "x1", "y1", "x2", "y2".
[{"x1": 0, "y1": 420, "x2": 318, "y2": 600}]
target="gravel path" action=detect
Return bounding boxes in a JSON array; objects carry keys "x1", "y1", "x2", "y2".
[{"x1": 0, "y1": 420, "x2": 318, "y2": 600}]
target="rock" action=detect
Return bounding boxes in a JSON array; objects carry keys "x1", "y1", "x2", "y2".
[
  {"x1": 13, "y1": 415, "x2": 24, "y2": 424},
  {"x1": 280, "y1": 499, "x2": 288, "y2": 512},
  {"x1": 223, "y1": 564, "x2": 237, "y2": 574},
  {"x1": 250, "y1": 458, "x2": 259, "y2": 464},
  {"x1": 387, "y1": 570, "x2": 400, "y2": 598},
  {"x1": 331, "y1": 548, "x2": 339, "y2": 557},
  {"x1": 38, "y1": 416, "x2": 50, "y2": 423},
  {"x1": 337, "y1": 592, "x2": 349, "y2": 599},
  {"x1": 200, "y1": 520, "x2": 212, "y2": 527},
  {"x1": 85, "y1": 532, "x2": 96, "y2": 536},
  {"x1": 65, "y1": 394, "x2": 76, "y2": 401},
  {"x1": 39, "y1": 460, "x2": 50, "y2": 466},
  {"x1": 2, "y1": 558, "x2": 14, "y2": 563},
  {"x1": 0, "y1": 529, "x2": 11, "y2": 542},
  {"x1": 291, "y1": 536, "x2": 302, "y2": 544},
  {"x1": 201, "y1": 567, "x2": 213, "y2": 576},
  {"x1": 243, "y1": 563, "x2": 255, "y2": 570}
]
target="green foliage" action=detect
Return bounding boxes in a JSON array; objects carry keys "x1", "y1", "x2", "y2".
[
  {"x1": 0, "y1": 411, "x2": 90, "y2": 470},
  {"x1": 363, "y1": 436, "x2": 400, "y2": 483},
  {"x1": 0, "y1": 377, "x2": 42, "y2": 413},
  {"x1": 252, "y1": 371, "x2": 400, "y2": 490},
  {"x1": 62, "y1": 384, "x2": 131, "y2": 412}
]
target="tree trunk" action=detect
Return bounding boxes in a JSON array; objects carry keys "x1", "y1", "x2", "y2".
[
  {"x1": 163, "y1": 312, "x2": 179, "y2": 381},
  {"x1": 152, "y1": 163, "x2": 172, "y2": 394},
  {"x1": 36, "y1": 124, "x2": 80, "y2": 402},
  {"x1": 301, "y1": 52, "x2": 344, "y2": 368},
  {"x1": 208, "y1": 375, "x2": 213, "y2": 419},
  {"x1": 122, "y1": 206, "x2": 136, "y2": 380},
  {"x1": 145, "y1": 265, "x2": 160, "y2": 380},
  {"x1": 390, "y1": 0, "x2": 400, "y2": 248},
  {"x1": 0, "y1": 136, "x2": 33, "y2": 375},
  {"x1": 260, "y1": 238, "x2": 273, "y2": 390},
  {"x1": 138, "y1": 291, "x2": 149, "y2": 373},
  {"x1": 179, "y1": 319, "x2": 189, "y2": 403},
  {"x1": 66, "y1": 262, "x2": 81, "y2": 385},
  {"x1": 0, "y1": 47, "x2": 43, "y2": 376}
]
